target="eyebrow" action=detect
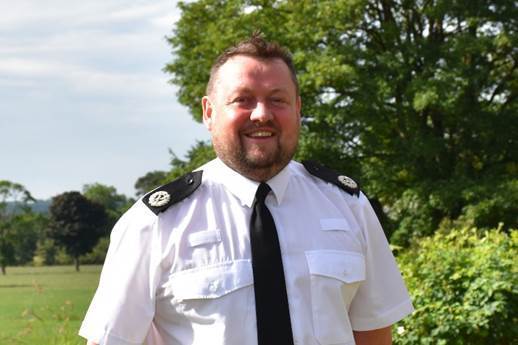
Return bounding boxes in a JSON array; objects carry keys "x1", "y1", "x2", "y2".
[{"x1": 230, "y1": 86, "x2": 290, "y2": 95}]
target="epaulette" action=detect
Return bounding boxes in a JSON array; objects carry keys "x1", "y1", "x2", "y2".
[
  {"x1": 142, "y1": 170, "x2": 203, "y2": 215},
  {"x1": 302, "y1": 160, "x2": 360, "y2": 197}
]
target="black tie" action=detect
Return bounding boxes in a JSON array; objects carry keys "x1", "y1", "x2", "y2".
[{"x1": 250, "y1": 182, "x2": 294, "y2": 345}]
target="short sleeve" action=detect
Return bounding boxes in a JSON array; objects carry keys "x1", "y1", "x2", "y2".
[
  {"x1": 348, "y1": 193, "x2": 414, "y2": 331},
  {"x1": 79, "y1": 201, "x2": 162, "y2": 344}
]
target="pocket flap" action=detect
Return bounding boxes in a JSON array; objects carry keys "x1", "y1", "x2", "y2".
[
  {"x1": 188, "y1": 229, "x2": 222, "y2": 247},
  {"x1": 320, "y1": 218, "x2": 351, "y2": 231},
  {"x1": 166, "y1": 260, "x2": 253, "y2": 300},
  {"x1": 306, "y1": 250, "x2": 365, "y2": 283}
]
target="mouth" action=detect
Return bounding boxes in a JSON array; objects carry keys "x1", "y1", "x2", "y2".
[
  {"x1": 243, "y1": 127, "x2": 276, "y2": 139},
  {"x1": 247, "y1": 131, "x2": 274, "y2": 138}
]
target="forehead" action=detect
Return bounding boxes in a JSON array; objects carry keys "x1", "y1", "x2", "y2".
[{"x1": 213, "y1": 55, "x2": 295, "y2": 95}]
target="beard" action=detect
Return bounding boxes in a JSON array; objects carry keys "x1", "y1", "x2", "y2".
[{"x1": 212, "y1": 132, "x2": 298, "y2": 181}]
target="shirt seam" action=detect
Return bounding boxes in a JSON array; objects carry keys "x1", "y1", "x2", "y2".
[{"x1": 350, "y1": 298, "x2": 414, "y2": 330}]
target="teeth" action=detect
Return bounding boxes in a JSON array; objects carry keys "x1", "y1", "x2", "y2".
[{"x1": 249, "y1": 131, "x2": 272, "y2": 137}]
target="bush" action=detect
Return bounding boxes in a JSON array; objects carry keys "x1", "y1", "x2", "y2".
[
  {"x1": 33, "y1": 239, "x2": 58, "y2": 266},
  {"x1": 80, "y1": 236, "x2": 109, "y2": 265},
  {"x1": 394, "y1": 226, "x2": 517, "y2": 345}
]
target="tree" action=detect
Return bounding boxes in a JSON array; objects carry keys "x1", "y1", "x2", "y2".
[
  {"x1": 0, "y1": 180, "x2": 35, "y2": 274},
  {"x1": 164, "y1": 141, "x2": 216, "y2": 180},
  {"x1": 47, "y1": 191, "x2": 108, "y2": 271},
  {"x1": 83, "y1": 183, "x2": 133, "y2": 227},
  {"x1": 134, "y1": 143, "x2": 216, "y2": 195},
  {"x1": 134, "y1": 170, "x2": 168, "y2": 197},
  {"x1": 10, "y1": 212, "x2": 48, "y2": 265},
  {"x1": 165, "y1": 0, "x2": 517, "y2": 244}
]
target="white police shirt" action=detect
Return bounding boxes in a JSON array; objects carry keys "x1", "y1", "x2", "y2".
[{"x1": 79, "y1": 158, "x2": 413, "y2": 345}]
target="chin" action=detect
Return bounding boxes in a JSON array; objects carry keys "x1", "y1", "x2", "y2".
[{"x1": 244, "y1": 153, "x2": 278, "y2": 168}]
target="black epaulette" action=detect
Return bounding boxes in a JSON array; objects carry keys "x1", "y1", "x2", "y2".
[
  {"x1": 302, "y1": 160, "x2": 360, "y2": 197},
  {"x1": 142, "y1": 170, "x2": 203, "y2": 215}
]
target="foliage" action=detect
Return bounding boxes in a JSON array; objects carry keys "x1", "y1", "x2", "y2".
[
  {"x1": 9, "y1": 212, "x2": 48, "y2": 265},
  {"x1": 165, "y1": 141, "x2": 216, "y2": 180},
  {"x1": 47, "y1": 192, "x2": 108, "y2": 271},
  {"x1": 166, "y1": 0, "x2": 517, "y2": 243},
  {"x1": 134, "y1": 170, "x2": 168, "y2": 197},
  {"x1": 0, "y1": 180, "x2": 36, "y2": 274},
  {"x1": 33, "y1": 239, "x2": 58, "y2": 266},
  {"x1": 80, "y1": 236, "x2": 109, "y2": 265},
  {"x1": 0, "y1": 180, "x2": 34, "y2": 207},
  {"x1": 134, "y1": 141, "x2": 216, "y2": 192},
  {"x1": 394, "y1": 227, "x2": 517, "y2": 344},
  {"x1": 389, "y1": 177, "x2": 518, "y2": 246},
  {"x1": 82, "y1": 183, "x2": 133, "y2": 227}
]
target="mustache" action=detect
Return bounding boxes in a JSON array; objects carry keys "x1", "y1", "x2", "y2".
[{"x1": 241, "y1": 120, "x2": 278, "y2": 132}]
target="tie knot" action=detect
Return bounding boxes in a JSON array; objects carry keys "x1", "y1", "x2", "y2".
[{"x1": 255, "y1": 183, "x2": 271, "y2": 203}]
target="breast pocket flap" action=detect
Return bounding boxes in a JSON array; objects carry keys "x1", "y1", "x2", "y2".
[
  {"x1": 167, "y1": 260, "x2": 253, "y2": 300},
  {"x1": 306, "y1": 250, "x2": 365, "y2": 283},
  {"x1": 320, "y1": 218, "x2": 352, "y2": 231}
]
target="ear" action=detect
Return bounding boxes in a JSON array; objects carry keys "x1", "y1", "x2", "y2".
[
  {"x1": 296, "y1": 95, "x2": 302, "y2": 121},
  {"x1": 202, "y1": 96, "x2": 214, "y2": 130}
]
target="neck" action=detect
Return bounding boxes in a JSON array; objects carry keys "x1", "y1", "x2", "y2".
[{"x1": 220, "y1": 158, "x2": 286, "y2": 182}]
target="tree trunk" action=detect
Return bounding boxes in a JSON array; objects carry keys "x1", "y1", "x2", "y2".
[
  {"x1": 1, "y1": 264, "x2": 5, "y2": 275},
  {"x1": 75, "y1": 257, "x2": 80, "y2": 272}
]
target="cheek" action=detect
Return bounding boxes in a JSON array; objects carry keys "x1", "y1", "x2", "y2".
[
  {"x1": 219, "y1": 111, "x2": 249, "y2": 132},
  {"x1": 212, "y1": 113, "x2": 245, "y2": 140},
  {"x1": 279, "y1": 114, "x2": 301, "y2": 136}
]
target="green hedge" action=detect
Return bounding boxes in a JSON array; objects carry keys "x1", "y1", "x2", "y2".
[{"x1": 394, "y1": 227, "x2": 517, "y2": 344}]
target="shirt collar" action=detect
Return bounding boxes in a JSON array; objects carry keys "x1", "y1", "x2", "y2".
[
  {"x1": 266, "y1": 163, "x2": 290, "y2": 206},
  {"x1": 208, "y1": 158, "x2": 292, "y2": 208}
]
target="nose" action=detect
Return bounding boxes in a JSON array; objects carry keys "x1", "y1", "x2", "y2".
[{"x1": 250, "y1": 101, "x2": 273, "y2": 123}]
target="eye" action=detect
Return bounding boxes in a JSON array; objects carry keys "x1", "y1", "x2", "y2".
[
  {"x1": 270, "y1": 96, "x2": 288, "y2": 104},
  {"x1": 231, "y1": 95, "x2": 255, "y2": 108},
  {"x1": 230, "y1": 96, "x2": 246, "y2": 104}
]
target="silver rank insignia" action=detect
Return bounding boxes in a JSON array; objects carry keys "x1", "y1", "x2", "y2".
[
  {"x1": 148, "y1": 190, "x2": 171, "y2": 207},
  {"x1": 337, "y1": 175, "x2": 358, "y2": 189}
]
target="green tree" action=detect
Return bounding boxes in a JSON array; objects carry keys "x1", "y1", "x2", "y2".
[
  {"x1": 80, "y1": 236, "x2": 110, "y2": 265},
  {"x1": 165, "y1": 141, "x2": 216, "y2": 180},
  {"x1": 10, "y1": 212, "x2": 48, "y2": 265},
  {"x1": 134, "y1": 143, "x2": 216, "y2": 194},
  {"x1": 165, "y1": 0, "x2": 517, "y2": 244},
  {"x1": 134, "y1": 170, "x2": 168, "y2": 197},
  {"x1": 83, "y1": 183, "x2": 133, "y2": 227},
  {"x1": 33, "y1": 238, "x2": 58, "y2": 266},
  {"x1": 0, "y1": 180, "x2": 35, "y2": 274},
  {"x1": 47, "y1": 191, "x2": 108, "y2": 271}
]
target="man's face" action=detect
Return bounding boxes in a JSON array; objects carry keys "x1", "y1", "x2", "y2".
[{"x1": 202, "y1": 55, "x2": 301, "y2": 181}]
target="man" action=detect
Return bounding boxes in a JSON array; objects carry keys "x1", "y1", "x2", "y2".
[{"x1": 80, "y1": 35, "x2": 413, "y2": 345}]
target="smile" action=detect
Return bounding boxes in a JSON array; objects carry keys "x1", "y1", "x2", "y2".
[{"x1": 248, "y1": 131, "x2": 274, "y2": 137}]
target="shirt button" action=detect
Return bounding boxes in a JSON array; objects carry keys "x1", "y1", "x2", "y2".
[{"x1": 209, "y1": 281, "x2": 219, "y2": 292}]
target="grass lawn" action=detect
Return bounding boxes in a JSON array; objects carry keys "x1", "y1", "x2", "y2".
[{"x1": 0, "y1": 265, "x2": 101, "y2": 345}]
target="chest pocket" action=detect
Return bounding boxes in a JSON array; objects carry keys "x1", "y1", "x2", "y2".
[
  {"x1": 157, "y1": 259, "x2": 255, "y2": 344},
  {"x1": 305, "y1": 250, "x2": 366, "y2": 345},
  {"x1": 164, "y1": 259, "x2": 253, "y2": 301}
]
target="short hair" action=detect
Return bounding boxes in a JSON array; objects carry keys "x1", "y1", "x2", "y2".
[{"x1": 206, "y1": 34, "x2": 299, "y2": 96}]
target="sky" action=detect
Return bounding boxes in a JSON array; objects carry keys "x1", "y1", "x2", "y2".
[{"x1": 0, "y1": 0, "x2": 210, "y2": 200}]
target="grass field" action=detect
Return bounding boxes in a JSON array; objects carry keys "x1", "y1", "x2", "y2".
[{"x1": 0, "y1": 265, "x2": 101, "y2": 345}]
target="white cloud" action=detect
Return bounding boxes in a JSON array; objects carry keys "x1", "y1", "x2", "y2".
[
  {"x1": 0, "y1": 0, "x2": 210, "y2": 199},
  {"x1": 0, "y1": 57, "x2": 60, "y2": 77},
  {"x1": 0, "y1": 0, "x2": 176, "y2": 31}
]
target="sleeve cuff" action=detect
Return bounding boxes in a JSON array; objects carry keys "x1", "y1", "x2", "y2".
[
  {"x1": 350, "y1": 298, "x2": 414, "y2": 331},
  {"x1": 78, "y1": 324, "x2": 143, "y2": 345}
]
